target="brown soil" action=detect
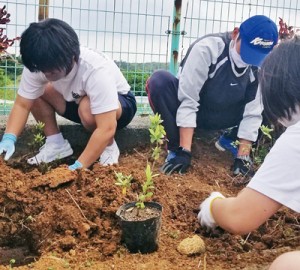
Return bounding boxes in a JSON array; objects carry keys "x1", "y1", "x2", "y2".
[{"x1": 0, "y1": 131, "x2": 299, "y2": 270}]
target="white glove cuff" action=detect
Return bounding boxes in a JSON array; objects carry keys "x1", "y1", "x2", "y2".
[
  {"x1": 198, "y1": 191, "x2": 225, "y2": 230},
  {"x1": 209, "y1": 192, "x2": 225, "y2": 221}
]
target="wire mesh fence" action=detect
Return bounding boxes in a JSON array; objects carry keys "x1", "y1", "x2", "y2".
[
  {"x1": 1, "y1": 0, "x2": 300, "y2": 115},
  {"x1": 180, "y1": 0, "x2": 300, "y2": 58}
]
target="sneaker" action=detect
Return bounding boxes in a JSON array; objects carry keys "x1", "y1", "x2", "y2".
[
  {"x1": 27, "y1": 140, "x2": 73, "y2": 165},
  {"x1": 215, "y1": 135, "x2": 238, "y2": 157},
  {"x1": 165, "y1": 150, "x2": 176, "y2": 162},
  {"x1": 99, "y1": 139, "x2": 120, "y2": 166}
]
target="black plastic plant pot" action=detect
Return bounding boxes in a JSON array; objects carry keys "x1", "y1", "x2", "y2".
[{"x1": 116, "y1": 201, "x2": 162, "y2": 254}]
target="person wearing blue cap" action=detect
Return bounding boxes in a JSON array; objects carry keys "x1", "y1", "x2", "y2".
[
  {"x1": 198, "y1": 36, "x2": 300, "y2": 269},
  {"x1": 146, "y1": 15, "x2": 278, "y2": 175}
]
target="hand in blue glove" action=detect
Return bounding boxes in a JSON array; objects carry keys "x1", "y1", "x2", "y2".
[
  {"x1": 68, "y1": 160, "x2": 83, "y2": 171},
  {"x1": 233, "y1": 155, "x2": 254, "y2": 176},
  {"x1": 0, "y1": 133, "x2": 17, "y2": 160},
  {"x1": 160, "y1": 147, "x2": 191, "y2": 175}
]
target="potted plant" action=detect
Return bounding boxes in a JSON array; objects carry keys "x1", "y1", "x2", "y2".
[{"x1": 115, "y1": 113, "x2": 165, "y2": 254}]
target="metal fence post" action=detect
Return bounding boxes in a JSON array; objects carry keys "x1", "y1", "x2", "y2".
[
  {"x1": 38, "y1": 0, "x2": 49, "y2": 21},
  {"x1": 169, "y1": 0, "x2": 182, "y2": 75}
]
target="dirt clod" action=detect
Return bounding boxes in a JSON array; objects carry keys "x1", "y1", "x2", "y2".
[{"x1": 177, "y1": 235, "x2": 206, "y2": 255}]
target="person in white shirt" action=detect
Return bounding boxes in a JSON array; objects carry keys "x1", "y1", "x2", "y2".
[
  {"x1": 198, "y1": 36, "x2": 300, "y2": 270},
  {"x1": 0, "y1": 18, "x2": 137, "y2": 170}
]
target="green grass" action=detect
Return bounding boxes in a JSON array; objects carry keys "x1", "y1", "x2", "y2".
[
  {"x1": 0, "y1": 85, "x2": 16, "y2": 115},
  {"x1": 0, "y1": 87, "x2": 17, "y2": 101},
  {"x1": 0, "y1": 104, "x2": 14, "y2": 115},
  {"x1": 0, "y1": 87, "x2": 153, "y2": 115},
  {"x1": 137, "y1": 103, "x2": 152, "y2": 115}
]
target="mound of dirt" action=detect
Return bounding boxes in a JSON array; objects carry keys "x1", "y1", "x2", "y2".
[{"x1": 0, "y1": 132, "x2": 298, "y2": 270}]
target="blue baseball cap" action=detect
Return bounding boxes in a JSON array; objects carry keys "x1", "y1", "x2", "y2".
[{"x1": 239, "y1": 15, "x2": 278, "y2": 67}]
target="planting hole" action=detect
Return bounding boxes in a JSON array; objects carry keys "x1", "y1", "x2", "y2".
[{"x1": 0, "y1": 245, "x2": 37, "y2": 266}]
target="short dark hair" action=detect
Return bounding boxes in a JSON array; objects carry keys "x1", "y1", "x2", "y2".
[
  {"x1": 260, "y1": 36, "x2": 300, "y2": 124},
  {"x1": 20, "y1": 18, "x2": 80, "y2": 73}
]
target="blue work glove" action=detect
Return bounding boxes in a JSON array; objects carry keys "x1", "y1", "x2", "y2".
[
  {"x1": 233, "y1": 155, "x2": 253, "y2": 176},
  {"x1": 160, "y1": 147, "x2": 191, "y2": 175},
  {"x1": 0, "y1": 133, "x2": 17, "y2": 160},
  {"x1": 68, "y1": 160, "x2": 83, "y2": 171}
]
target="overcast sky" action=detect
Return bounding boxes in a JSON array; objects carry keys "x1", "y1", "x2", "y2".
[{"x1": 3, "y1": 0, "x2": 300, "y2": 63}]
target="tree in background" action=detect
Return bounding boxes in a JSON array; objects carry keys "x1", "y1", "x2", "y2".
[
  {"x1": 278, "y1": 17, "x2": 299, "y2": 41},
  {"x1": 125, "y1": 71, "x2": 150, "y2": 96},
  {"x1": 0, "y1": 5, "x2": 21, "y2": 102},
  {"x1": 0, "y1": 5, "x2": 20, "y2": 58}
]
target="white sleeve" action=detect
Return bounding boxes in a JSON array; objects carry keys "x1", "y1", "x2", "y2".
[
  {"x1": 18, "y1": 67, "x2": 48, "y2": 99},
  {"x1": 176, "y1": 37, "x2": 225, "y2": 128},
  {"x1": 247, "y1": 121, "x2": 300, "y2": 213},
  {"x1": 238, "y1": 84, "x2": 264, "y2": 142},
  {"x1": 86, "y1": 68, "x2": 119, "y2": 115}
]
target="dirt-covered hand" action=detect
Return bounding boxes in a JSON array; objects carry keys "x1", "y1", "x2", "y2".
[
  {"x1": 0, "y1": 133, "x2": 17, "y2": 160},
  {"x1": 160, "y1": 147, "x2": 191, "y2": 175},
  {"x1": 233, "y1": 155, "x2": 253, "y2": 176},
  {"x1": 68, "y1": 160, "x2": 83, "y2": 171},
  {"x1": 197, "y1": 191, "x2": 225, "y2": 231}
]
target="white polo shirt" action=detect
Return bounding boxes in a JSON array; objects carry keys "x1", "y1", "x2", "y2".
[
  {"x1": 247, "y1": 120, "x2": 300, "y2": 212},
  {"x1": 18, "y1": 47, "x2": 130, "y2": 115}
]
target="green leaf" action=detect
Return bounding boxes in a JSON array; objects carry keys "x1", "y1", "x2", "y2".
[
  {"x1": 145, "y1": 192, "x2": 153, "y2": 198},
  {"x1": 136, "y1": 201, "x2": 145, "y2": 209},
  {"x1": 260, "y1": 125, "x2": 273, "y2": 140}
]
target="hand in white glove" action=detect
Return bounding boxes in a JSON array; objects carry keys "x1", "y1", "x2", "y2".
[{"x1": 197, "y1": 192, "x2": 225, "y2": 231}]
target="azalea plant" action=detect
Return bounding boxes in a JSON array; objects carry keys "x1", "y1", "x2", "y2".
[
  {"x1": 135, "y1": 113, "x2": 165, "y2": 209},
  {"x1": 149, "y1": 113, "x2": 166, "y2": 163},
  {"x1": 278, "y1": 17, "x2": 300, "y2": 42},
  {"x1": 232, "y1": 124, "x2": 274, "y2": 166},
  {"x1": 252, "y1": 125, "x2": 274, "y2": 165},
  {"x1": 114, "y1": 171, "x2": 133, "y2": 195},
  {"x1": 28, "y1": 121, "x2": 45, "y2": 154},
  {"x1": 114, "y1": 113, "x2": 166, "y2": 210}
]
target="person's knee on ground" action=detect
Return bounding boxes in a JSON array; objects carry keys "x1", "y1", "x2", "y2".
[
  {"x1": 268, "y1": 251, "x2": 300, "y2": 270},
  {"x1": 146, "y1": 70, "x2": 177, "y2": 111}
]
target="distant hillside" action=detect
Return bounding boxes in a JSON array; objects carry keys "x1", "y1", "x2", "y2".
[
  {"x1": 0, "y1": 58, "x2": 169, "y2": 99},
  {"x1": 115, "y1": 61, "x2": 168, "y2": 72},
  {"x1": 115, "y1": 61, "x2": 169, "y2": 96}
]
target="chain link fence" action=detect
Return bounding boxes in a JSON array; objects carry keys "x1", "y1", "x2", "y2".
[{"x1": 1, "y1": 0, "x2": 299, "y2": 115}]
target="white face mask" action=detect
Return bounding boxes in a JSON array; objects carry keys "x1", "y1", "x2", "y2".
[{"x1": 229, "y1": 38, "x2": 248, "y2": 68}]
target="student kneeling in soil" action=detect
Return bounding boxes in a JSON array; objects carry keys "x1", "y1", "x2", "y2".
[
  {"x1": 198, "y1": 37, "x2": 300, "y2": 269},
  {"x1": 0, "y1": 18, "x2": 137, "y2": 170},
  {"x1": 146, "y1": 15, "x2": 278, "y2": 176}
]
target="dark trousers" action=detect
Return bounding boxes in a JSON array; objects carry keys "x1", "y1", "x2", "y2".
[
  {"x1": 146, "y1": 70, "x2": 243, "y2": 152},
  {"x1": 62, "y1": 91, "x2": 137, "y2": 130},
  {"x1": 146, "y1": 70, "x2": 181, "y2": 151},
  {"x1": 146, "y1": 70, "x2": 269, "y2": 153}
]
